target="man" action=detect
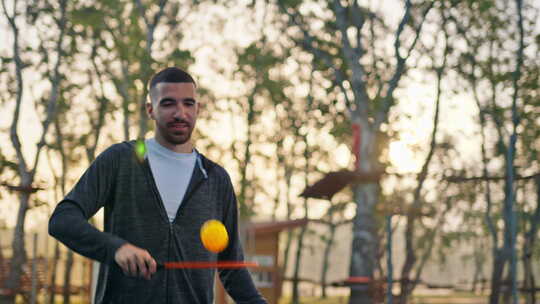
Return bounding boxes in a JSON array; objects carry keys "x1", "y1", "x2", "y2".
[{"x1": 49, "y1": 67, "x2": 266, "y2": 304}]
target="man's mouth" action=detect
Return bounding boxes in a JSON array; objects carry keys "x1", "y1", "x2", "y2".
[{"x1": 168, "y1": 122, "x2": 189, "y2": 131}]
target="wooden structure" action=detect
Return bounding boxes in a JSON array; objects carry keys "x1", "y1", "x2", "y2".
[
  {"x1": 300, "y1": 170, "x2": 383, "y2": 200},
  {"x1": 216, "y1": 219, "x2": 308, "y2": 304},
  {"x1": 0, "y1": 258, "x2": 47, "y2": 299}
]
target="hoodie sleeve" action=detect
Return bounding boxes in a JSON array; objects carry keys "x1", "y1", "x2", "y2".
[
  {"x1": 217, "y1": 170, "x2": 267, "y2": 304},
  {"x1": 48, "y1": 144, "x2": 127, "y2": 264}
]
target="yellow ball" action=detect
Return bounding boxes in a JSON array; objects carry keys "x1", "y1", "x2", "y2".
[{"x1": 200, "y1": 220, "x2": 229, "y2": 253}]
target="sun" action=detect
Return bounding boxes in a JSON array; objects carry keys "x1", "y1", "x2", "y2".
[{"x1": 388, "y1": 140, "x2": 419, "y2": 173}]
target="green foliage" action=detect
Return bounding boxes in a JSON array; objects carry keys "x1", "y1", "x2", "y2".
[
  {"x1": 70, "y1": 7, "x2": 105, "y2": 28},
  {"x1": 277, "y1": 0, "x2": 303, "y2": 9},
  {"x1": 237, "y1": 43, "x2": 283, "y2": 73},
  {"x1": 329, "y1": 119, "x2": 351, "y2": 141},
  {"x1": 168, "y1": 49, "x2": 194, "y2": 68}
]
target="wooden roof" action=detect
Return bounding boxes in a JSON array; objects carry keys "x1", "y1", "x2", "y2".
[{"x1": 300, "y1": 170, "x2": 383, "y2": 200}]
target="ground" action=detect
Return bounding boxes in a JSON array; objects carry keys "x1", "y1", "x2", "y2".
[{"x1": 279, "y1": 292, "x2": 491, "y2": 304}]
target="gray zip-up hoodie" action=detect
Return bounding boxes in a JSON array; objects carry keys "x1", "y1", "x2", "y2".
[{"x1": 49, "y1": 141, "x2": 266, "y2": 304}]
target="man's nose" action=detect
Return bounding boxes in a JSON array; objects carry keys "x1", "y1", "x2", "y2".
[{"x1": 173, "y1": 104, "x2": 188, "y2": 119}]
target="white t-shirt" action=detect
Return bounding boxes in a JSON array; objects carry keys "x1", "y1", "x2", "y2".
[{"x1": 145, "y1": 138, "x2": 197, "y2": 222}]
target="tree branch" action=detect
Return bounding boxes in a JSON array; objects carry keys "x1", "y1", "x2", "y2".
[
  {"x1": 0, "y1": 183, "x2": 44, "y2": 193},
  {"x1": 135, "y1": 0, "x2": 167, "y2": 54},
  {"x1": 374, "y1": 0, "x2": 434, "y2": 129},
  {"x1": 412, "y1": 16, "x2": 447, "y2": 205},
  {"x1": 86, "y1": 37, "x2": 109, "y2": 162},
  {"x1": 152, "y1": 0, "x2": 168, "y2": 29},
  {"x1": 333, "y1": 0, "x2": 370, "y2": 113},
  {"x1": 445, "y1": 173, "x2": 539, "y2": 183},
  {"x1": 134, "y1": 0, "x2": 150, "y2": 27},
  {"x1": 411, "y1": 196, "x2": 452, "y2": 291},
  {"x1": 510, "y1": 0, "x2": 524, "y2": 132},
  {"x1": 448, "y1": 6, "x2": 501, "y2": 251},
  {"x1": 30, "y1": 0, "x2": 68, "y2": 180},
  {"x1": 3, "y1": 0, "x2": 30, "y2": 179},
  {"x1": 311, "y1": 217, "x2": 354, "y2": 227},
  {"x1": 487, "y1": 39, "x2": 510, "y2": 148},
  {"x1": 278, "y1": 3, "x2": 355, "y2": 118}
]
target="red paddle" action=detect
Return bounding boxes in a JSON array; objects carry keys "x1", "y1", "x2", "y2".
[{"x1": 157, "y1": 261, "x2": 258, "y2": 269}]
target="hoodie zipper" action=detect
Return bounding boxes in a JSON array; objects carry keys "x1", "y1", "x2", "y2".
[
  {"x1": 166, "y1": 223, "x2": 173, "y2": 304},
  {"x1": 145, "y1": 152, "x2": 209, "y2": 303},
  {"x1": 144, "y1": 175, "x2": 170, "y2": 304}
]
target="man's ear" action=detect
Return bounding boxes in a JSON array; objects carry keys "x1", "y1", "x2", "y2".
[{"x1": 146, "y1": 101, "x2": 155, "y2": 119}]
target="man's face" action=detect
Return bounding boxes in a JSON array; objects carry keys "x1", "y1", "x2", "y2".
[{"x1": 147, "y1": 82, "x2": 199, "y2": 147}]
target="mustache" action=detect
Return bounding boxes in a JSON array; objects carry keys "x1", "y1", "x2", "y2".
[{"x1": 167, "y1": 118, "x2": 190, "y2": 126}]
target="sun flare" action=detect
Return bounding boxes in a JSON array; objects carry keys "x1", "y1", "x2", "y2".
[{"x1": 388, "y1": 141, "x2": 419, "y2": 173}]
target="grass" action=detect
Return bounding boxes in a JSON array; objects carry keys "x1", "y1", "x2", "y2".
[
  {"x1": 279, "y1": 296, "x2": 349, "y2": 304},
  {"x1": 278, "y1": 292, "x2": 490, "y2": 304},
  {"x1": 16, "y1": 294, "x2": 89, "y2": 304}
]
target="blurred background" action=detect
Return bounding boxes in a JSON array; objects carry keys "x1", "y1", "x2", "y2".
[{"x1": 0, "y1": 0, "x2": 538, "y2": 303}]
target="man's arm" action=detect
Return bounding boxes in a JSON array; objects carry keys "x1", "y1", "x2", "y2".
[
  {"x1": 49, "y1": 200, "x2": 126, "y2": 264},
  {"x1": 49, "y1": 201, "x2": 156, "y2": 279},
  {"x1": 217, "y1": 171, "x2": 267, "y2": 304},
  {"x1": 48, "y1": 144, "x2": 156, "y2": 279},
  {"x1": 49, "y1": 145, "x2": 124, "y2": 263}
]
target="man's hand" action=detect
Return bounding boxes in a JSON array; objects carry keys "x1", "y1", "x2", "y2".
[{"x1": 114, "y1": 243, "x2": 157, "y2": 280}]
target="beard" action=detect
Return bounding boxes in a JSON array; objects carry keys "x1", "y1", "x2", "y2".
[{"x1": 156, "y1": 119, "x2": 194, "y2": 146}]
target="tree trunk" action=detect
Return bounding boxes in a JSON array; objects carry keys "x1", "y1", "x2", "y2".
[
  {"x1": 471, "y1": 245, "x2": 484, "y2": 294},
  {"x1": 522, "y1": 176, "x2": 540, "y2": 304},
  {"x1": 320, "y1": 223, "x2": 336, "y2": 299},
  {"x1": 502, "y1": 272, "x2": 512, "y2": 304},
  {"x1": 522, "y1": 242, "x2": 537, "y2": 304},
  {"x1": 62, "y1": 250, "x2": 74, "y2": 303},
  {"x1": 397, "y1": 215, "x2": 417, "y2": 304},
  {"x1": 238, "y1": 94, "x2": 256, "y2": 217},
  {"x1": 119, "y1": 62, "x2": 131, "y2": 142},
  {"x1": 349, "y1": 183, "x2": 378, "y2": 304},
  {"x1": 281, "y1": 168, "x2": 294, "y2": 276},
  {"x1": 291, "y1": 224, "x2": 307, "y2": 304},
  {"x1": 48, "y1": 242, "x2": 61, "y2": 304},
  {"x1": 349, "y1": 119, "x2": 377, "y2": 304},
  {"x1": 489, "y1": 249, "x2": 506, "y2": 304},
  {"x1": 281, "y1": 230, "x2": 294, "y2": 278},
  {"x1": 0, "y1": 192, "x2": 30, "y2": 304},
  {"x1": 504, "y1": 1, "x2": 524, "y2": 302}
]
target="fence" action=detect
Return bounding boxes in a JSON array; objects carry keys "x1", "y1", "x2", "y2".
[{"x1": 0, "y1": 229, "x2": 93, "y2": 303}]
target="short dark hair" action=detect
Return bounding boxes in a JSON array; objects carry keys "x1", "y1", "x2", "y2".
[
  {"x1": 149, "y1": 67, "x2": 196, "y2": 90},
  {"x1": 148, "y1": 67, "x2": 196, "y2": 103}
]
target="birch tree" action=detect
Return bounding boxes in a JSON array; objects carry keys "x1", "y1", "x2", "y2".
[
  {"x1": 449, "y1": 0, "x2": 537, "y2": 302},
  {"x1": 273, "y1": 1, "x2": 434, "y2": 302},
  {"x1": 71, "y1": 0, "x2": 195, "y2": 142},
  {"x1": 397, "y1": 4, "x2": 451, "y2": 301},
  {"x1": 0, "y1": 0, "x2": 69, "y2": 302}
]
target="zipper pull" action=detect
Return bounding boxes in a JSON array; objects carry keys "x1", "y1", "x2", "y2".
[{"x1": 196, "y1": 154, "x2": 208, "y2": 179}]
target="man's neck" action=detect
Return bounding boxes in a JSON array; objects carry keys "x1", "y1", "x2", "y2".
[{"x1": 154, "y1": 136, "x2": 193, "y2": 153}]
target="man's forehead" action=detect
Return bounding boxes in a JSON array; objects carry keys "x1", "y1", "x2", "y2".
[{"x1": 154, "y1": 82, "x2": 196, "y2": 96}]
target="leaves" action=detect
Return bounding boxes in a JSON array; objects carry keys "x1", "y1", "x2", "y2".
[
  {"x1": 278, "y1": 0, "x2": 303, "y2": 9},
  {"x1": 329, "y1": 119, "x2": 351, "y2": 140},
  {"x1": 70, "y1": 7, "x2": 105, "y2": 28}
]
